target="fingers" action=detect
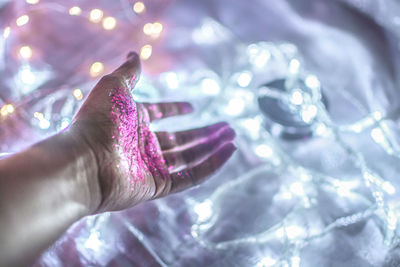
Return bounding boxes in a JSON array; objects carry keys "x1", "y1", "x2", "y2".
[
  {"x1": 142, "y1": 102, "x2": 194, "y2": 122},
  {"x1": 156, "y1": 122, "x2": 229, "y2": 151},
  {"x1": 168, "y1": 142, "x2": 236, "y2": 194},
  {"x1": 163, "y1": 126, "x2": 235, "y2": 172},
  {"x1": 111, "y1": 51, "x2": 141, "y2": 90}
]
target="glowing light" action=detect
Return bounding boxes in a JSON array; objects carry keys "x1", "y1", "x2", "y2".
[
  {"x1": 1, "y1": 104, "x2": 14, "y2": 116},
  {"x1": 237, "y1": 72, "x2": 252, "y2": 87},
  {"x1": 290, "y1": 182, "x2": 305, "y2": 196},
  {"x1": 16, "y1": 15, "x2": 29, "y2": 27},
  {"x1": 60, "y1": 118, "x2": 70, "y2": 130},
  {"x1": 89, "y1": 62, "x2": 104, "y2": 77},
  {"x1": 255, "y1": 144, "x2": 273, "y2": 158},
  {"x1": 143, "y1": 23, "x2": 153, "y2": 35},
  {"x1": 305, "y1": 75, "x2": 320, "y2": 89},
  {"x1": 225, "y1": 98, "x2": 245, "y2": 116},
  {"x1": 257, "y1": 256, "x2": 277, "y2": 267},
  {"x1": 194, "y1": 200, "x2": 212, "y2": 223},
  {"x1": 289, "y1": 59, "x2": 300, "y2": 73},
  {"x1": 243, "y1": 118, "x2": 261, "y2": 135},
  {"x1": 140, "y1": 45, "x2": 152, "y2": 60},
  {"x1": 164, "y1": 72, "x2": 179, "y2": 89},
  {"x1": 69, "y1": 6, "x2": 82, "y2": 16},
  {"x1": 3, "y1": 27, "x2": 10, "y2": 38},
  {"x1": 201, "y1": 78, "x2": 220, "y2": 95},
  {"x1": 382, "y1": 181, "x2": 396, "y2": 195},
  {"x1": 34, "y1": 112, "x2": 50, "y2": 129},
  {"x1": 301, "y1": 105, "x2": 317, "y2": 123},
  {"x1": 19, "y1": 67, "x2": 35, "y2": 84},
  {"x1": 102, "y1": 16, "x2": 117, "y2": 30},
  {"x1": 73, "y1": 89, "x2": 83, "y2": 100},
  {"x1": 26, "y1": 0, "x2": 39, "y2": 4},
  {"x1": 143, "y1": 22, "x2": 163, "y2": 37},
  {"x1": 153, "y1": 22, "x2": 163, "y2": 34},
  {"x1": 290, "y1": 90, "x2": 303, "y2": 105},
  {"x1": 372, "y1": 111, "x2": 383, "y2": 121},
  {"x1": 85, "y1": 232, "x2": 102, "y2": 251},
  {"x1": 371, "y1": 128, "x2": 385, "y2": 144},
  {"x1": 19, "y1": 46, "x2": 32, "y2": 59},
  {"x1": 292, "y1": 256, "x2": 301, "y2": 267},
  {"x1": 89, "y1": 9, "x2": 103, "y2": 23},
  {"x1": 133, "y1": 2, "x2": 146, "y2": 14}
]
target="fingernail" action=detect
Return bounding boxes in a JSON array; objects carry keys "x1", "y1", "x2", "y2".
[{"x1": 127, "y1": 51, "x2": 139, "y2": 61}]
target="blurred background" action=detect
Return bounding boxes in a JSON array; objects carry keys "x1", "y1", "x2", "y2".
[{"x1": 2, "y1": 0, "x2": 400, "y2": 266}]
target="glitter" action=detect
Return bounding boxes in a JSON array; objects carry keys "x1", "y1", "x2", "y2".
[{"x1": 110, "y1": 87, "x2": 167, "y2": 186}]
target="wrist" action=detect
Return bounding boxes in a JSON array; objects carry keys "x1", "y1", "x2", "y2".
[{"x1": 64, "y1": 126, "x2": 102, "y2": 214}]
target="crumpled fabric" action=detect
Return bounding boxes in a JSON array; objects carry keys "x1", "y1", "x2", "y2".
[{"x1": 1, "y1": 0, "x2": 400, "y2": 266}]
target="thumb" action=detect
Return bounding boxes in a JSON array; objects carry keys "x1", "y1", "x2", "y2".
[{"x1": 111, "y1": 51, "x2": 141, "y2": 91}]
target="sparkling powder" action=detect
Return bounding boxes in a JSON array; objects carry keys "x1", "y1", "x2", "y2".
[{"x1": 109, "y1": 87, "x2": 167, "y2": 187}]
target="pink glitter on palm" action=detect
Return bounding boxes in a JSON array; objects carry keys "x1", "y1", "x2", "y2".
[{"x1": 109, "y1": 87, "x2": 167, "y2": 187}]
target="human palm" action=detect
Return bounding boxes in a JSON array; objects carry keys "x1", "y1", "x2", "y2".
[{"x1": 71, "y1": 52, "x2": 236, "y2": 212}]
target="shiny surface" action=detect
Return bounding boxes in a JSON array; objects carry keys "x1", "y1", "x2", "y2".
[{"x1": 1, "y1": 0, "x2": 400, "y2": 266}]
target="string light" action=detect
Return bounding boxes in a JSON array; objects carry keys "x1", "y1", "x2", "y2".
[
  {"x1": 201, "y1": 78, "x2": 220, "y2": 95},
  {"x1": 89, "y1": 9, "x2": 103, "y2": 23},
  {"x1": 1, "y1": 104, "x2": 15, "y2": 117},
  {"x1": 34, "y1": 112, "x2": 50, "y2": 129},
  {"x1": 19, "y1": 46, "x2": 33, "y2": 59},
  {"x1": 133, "y1": 1, "x2": 146, "y2": 14},
  {"x1": 3, "y1": 27, "x2": 10, "y2": 39},
  {"x1": 140, "y1": 44, "x2": 152, "y2": 60},
  {"x1": 26, "y1": 0, "x2": 39, "y2": 4},
  {"x1": 143, "y1": 22, "x2": 163, "y2": 38},
  {"x1": 73, "y1": 89, "x2": 83, "y2": 100},
  {"x1": 237, "y1": 71, "x2": 252, "y2": 87},
  {"x1": 102, "y1": 16, "x2": 117, "y2": 30},
  {"x1": 89, "y1": 62, "x2": 104, "y2": 77},
  {"x1": 16, "y1": 15, "x2": 29, "y2": 27},
  {"x1": 69, "y1": 6, "x2": 82, "y2": 16}
]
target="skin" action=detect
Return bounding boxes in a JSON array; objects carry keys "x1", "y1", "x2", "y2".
[{"x1": 0, "y1": 52, "x2": 236, "y2": 266}]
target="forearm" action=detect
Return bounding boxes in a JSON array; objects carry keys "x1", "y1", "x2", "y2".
[{"x1": 0, "y1": 129, "x2": 100, "y2": 266}]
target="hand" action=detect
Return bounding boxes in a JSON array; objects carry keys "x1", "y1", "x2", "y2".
[{"x1": 70, "y1": 52, "x2": 236, "y2": 212}]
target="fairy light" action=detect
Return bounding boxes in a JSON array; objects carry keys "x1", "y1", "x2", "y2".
[
  {"x1": 3, "y1": 27, "x2": 10, "y2": 39},
  {"x1": 164, "y1": 72, "x2": 179, "y2": 89},
  {"x1": 237, "y1": 71, "x2": 252, "y2": 87},
  {"x1": 34, "y1": 112, "x2": 50, "y2": 129},
  {"x1": 143, "y1": 23, "x2": 153, "y2": 35},
  {"x1": 102, "y1": 16, "x2": 117, "y2": 30},
  {"x1": 255, "y1": 144, "x2": 273, "y2": 158},
  {"x1": 290, "y1": 90, "x2": 303, "y2": 105},
  {"x1": 26, "y1": 0, "x2": 39, "y2": 4},
  {"x1": 89, "y1": 62, "x2": 104, "y2": 77},
  {"x1": 289, "y1": 58, "x2": 300, "y2": 73},
  {"x1": 143, "y1": 22, "x2": 163, "y2": 38},
  {"x1": 201, "y1": 78, "x2": 220, "y2": 95},
  {"x1": 140, "y1": 44, "x2": 152, "y2": 60},
  {"x1": 153, "y1": 22, "x2": 163, "y2": 35},
  {"x1": 16, "y1": 15, "x2": 29, "y2": 27},
  {"x1": 133, "y1": 1, "x2": 146, "y2": 14},
  {"x1": 194, "y1": 200, "x2": 212, "y2": 223},
  {"x1": 19, "y1": 46, "x2": 33, "y2": 59},
  {"x1": 225, "y1": 98, "x2": 245, "y2": 116},
  {"x1": 69, "y1": 6, "x2": 82, "y2": 16},
  {"x1": 1, "y1": 104, "x2": 15, "y2": 117},
  {"x1": 73, "y1": 89, "x2": 83, "y2": 100},
  {"x1": 301, "y1": 105, "x2": 317, "y2": 123},
  {"x1": 89, "y1": 9, "x2": 103, "y2": 23}
]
